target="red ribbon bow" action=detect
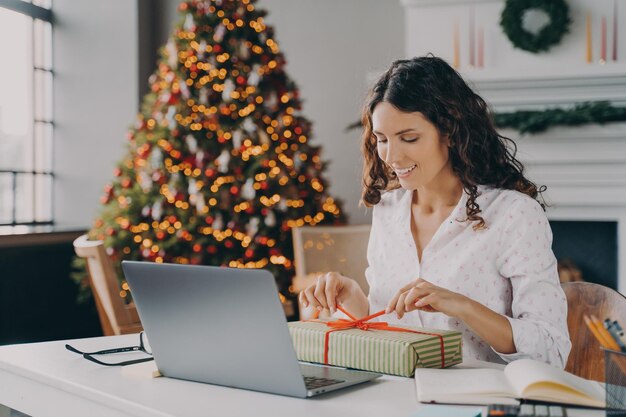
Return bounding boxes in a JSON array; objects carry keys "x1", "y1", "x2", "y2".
[{"x1": 311, "y1": 306, "x2": 446, "y2": 368}]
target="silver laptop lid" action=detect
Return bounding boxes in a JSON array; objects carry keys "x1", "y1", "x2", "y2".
[{"x1": 122, "y1": 261, "x2": 307, "y2": 397}]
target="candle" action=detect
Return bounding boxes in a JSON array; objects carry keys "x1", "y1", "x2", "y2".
[
  {"x1": 469, "y1": 6, "x2": 475, "y2": 67},
  {"x1": 601, "y1": 16, "x2": 607, "y2": 63},
  {"x1": 453, "y1": 22, "x2": 460, "y2": 69},
  {"x1": 613, "y1": 0, "x2": 619, "y2": 61},
  {"x1": 586, "y1": 12, "x2": 592, "y2": 64},
  {"x1": 478, "y1": 26, "x2": 484, "y2": 68}
]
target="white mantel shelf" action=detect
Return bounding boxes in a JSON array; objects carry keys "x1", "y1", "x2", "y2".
[{"x1": 466, "y1": 64, "x2": 626, "y2": 110}]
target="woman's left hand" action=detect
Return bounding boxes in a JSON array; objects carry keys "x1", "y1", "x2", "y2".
[{"x1": 385, "y1": 278, "x2": 470, "y2": 319}]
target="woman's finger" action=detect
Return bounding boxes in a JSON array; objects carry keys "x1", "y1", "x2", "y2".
[
  {"x1": 386, "y1": 278, "x2": 419, "y2": 314},
  {"x1": 313, "y1": 275, "x2": 330, "y2": 310},
  {"x1": 395, "y1": 291, "x2": 409, "y2": 318},
  {"x1": 302, "y1": 285, "x2": 317, "y2": 309},
  {"x1": 324, "y1": 272, "x2": 340, "y2": 313},
  {"x1": 414, "y1": 293, "x2": 437, "y2": 312},
  {"x1": 404, "y1": 287, "x2": 424, "y2": 312}
]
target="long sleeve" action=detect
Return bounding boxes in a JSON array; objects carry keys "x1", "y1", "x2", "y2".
[{"x1": 494, "y1": 197, "x2": 571, "y2": 368}]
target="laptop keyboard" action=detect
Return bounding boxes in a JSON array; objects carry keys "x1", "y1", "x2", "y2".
[{"x1": 304, "y1": 376, "x2": 345, "y2": 390}]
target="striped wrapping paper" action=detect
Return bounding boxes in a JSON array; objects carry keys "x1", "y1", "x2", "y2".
[{"x1": 288, "y1": 320, "x2": 463, "y2": 377}]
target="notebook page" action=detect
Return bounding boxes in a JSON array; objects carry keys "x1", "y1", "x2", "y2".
[
  {"x1": 415, "y1": 368, "x2": 516, "y2": 401},
  {"x1": 504, "y1": 359, "x2": 605, "y2": 406}
]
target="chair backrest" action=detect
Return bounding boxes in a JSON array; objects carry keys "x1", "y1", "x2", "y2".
[
  {"x1": 73, "y1": 234, "x2": 142, "y2": 336},
  {"x1": 562, "y1": 281, "x2": 626, "y2": 382},
  {"x1": 292, "y1": 224, "x2": 371, "y2": 295}
]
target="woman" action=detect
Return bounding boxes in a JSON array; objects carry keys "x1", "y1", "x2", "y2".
[{"x1": 299, "y1": 56, "x2": 571, "y2": 367}]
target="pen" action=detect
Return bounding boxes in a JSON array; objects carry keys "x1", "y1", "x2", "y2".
[
  {"x1": 605, "y1": 321, "x2": 626, "y2": 353},
  {"x1": 611, "y1": 320, "x2": 626, "y2": 350}
]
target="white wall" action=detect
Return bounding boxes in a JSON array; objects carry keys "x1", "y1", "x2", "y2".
[
  {"x1": 53, "y1": 0, "x2": 138, "y2": 227},
  {"x1": 151, "y1": 0, "x2": 405, "y2": 225}
]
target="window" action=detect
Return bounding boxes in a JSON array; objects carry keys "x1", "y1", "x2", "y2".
[{"x1": 0, "y1": 0, "x2": 53, "y2": 226}]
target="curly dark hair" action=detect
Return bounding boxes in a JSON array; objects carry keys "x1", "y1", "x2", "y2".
[{"x1": 361, "y1": 55, "x2": 545, "y2": 230}]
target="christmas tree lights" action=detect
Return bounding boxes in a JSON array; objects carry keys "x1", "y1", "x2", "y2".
[{"x1": 83, "y1": 0, "x2": 346, "y2": 302}]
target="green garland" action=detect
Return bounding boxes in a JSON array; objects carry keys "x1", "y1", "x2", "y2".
[
  {"x1": 500, "y1": 0, "x2": 571, "y2": 53},
  {"x1": 346, "y1": 102, "x2": 626, "y2": 135},
  {"x1": 494, "y1": 102, "x2": 626, "y2": 134}
]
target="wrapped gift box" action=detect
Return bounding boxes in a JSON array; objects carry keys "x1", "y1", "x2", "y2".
[{"x1": 288, "y1": 320, "x2": 462, "y2": 377}]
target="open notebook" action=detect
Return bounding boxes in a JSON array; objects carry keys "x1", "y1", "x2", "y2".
[{"x1": 415, "y1": 359, "x2": 605, "y2": 408}]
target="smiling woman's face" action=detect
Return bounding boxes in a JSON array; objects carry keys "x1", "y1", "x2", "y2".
[{"x1": 372, "y1": 101, "x2": 451, "y2": 190}]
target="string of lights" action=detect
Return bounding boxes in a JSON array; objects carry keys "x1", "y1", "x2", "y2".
[{"x1": 80, "y1": 0, "x2": 346, "y2": 301}]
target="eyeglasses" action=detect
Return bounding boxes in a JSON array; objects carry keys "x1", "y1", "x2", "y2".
[{"x1": 65, "y1": 332, "x2": 154, "y2": 366}]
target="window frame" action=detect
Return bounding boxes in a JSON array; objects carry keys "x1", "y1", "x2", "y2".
[{"x1": 0, "y1": 0, "x2": 54, "y2": 227}]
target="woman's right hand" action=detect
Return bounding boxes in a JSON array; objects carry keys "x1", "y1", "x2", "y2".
[{"x1": 299, "y1": 272, "x2": 359, "y2": 315}]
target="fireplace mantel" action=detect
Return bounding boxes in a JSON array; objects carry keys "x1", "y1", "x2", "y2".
[{"x1": 500, "y1": 123, "x2": 626, "y2": 290}]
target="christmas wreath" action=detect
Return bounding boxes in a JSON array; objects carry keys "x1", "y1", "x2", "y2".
[{"x1": 500, "y1": 0, "x2": 571, "y2": 53}]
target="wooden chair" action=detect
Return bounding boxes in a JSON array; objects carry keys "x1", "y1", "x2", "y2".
[
  {"x1": 292, "y1": 225, "x2": 371, "y2": 318},
  {"x1": 73, "y1": 234, "x2": 142, "y2": 336},
  {"x1": 562, "y1": 281, "x2": 626, "y2": 382}
]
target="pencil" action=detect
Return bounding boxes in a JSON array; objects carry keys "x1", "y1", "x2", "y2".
[
  {"x1": 591, "y1": 314, "x2": 621, "y2": 351},
  {"x1": 584, "y1": 314, "x2": 613, "y2": 349}
]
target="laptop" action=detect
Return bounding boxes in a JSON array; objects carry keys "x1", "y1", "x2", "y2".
[{"x1": 121, "y1": 261, "x2": 381, "y2": 398}]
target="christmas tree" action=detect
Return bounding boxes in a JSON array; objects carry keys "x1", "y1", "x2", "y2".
[{"x1": 85, "y1": 0, "x2": 346, "y2": 305}]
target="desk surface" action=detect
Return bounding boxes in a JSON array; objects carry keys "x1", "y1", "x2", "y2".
[{"x1": 0, "y1": 335, "x2": 604, "y2": 417}]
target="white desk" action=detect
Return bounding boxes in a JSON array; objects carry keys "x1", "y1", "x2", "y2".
[{"x1": 0, "y1": 335, "x2": 604, "y2": 417}]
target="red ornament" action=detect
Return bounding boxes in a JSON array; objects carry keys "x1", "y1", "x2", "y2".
[
  {"x1": 213, "y1": 44, "x2": 222, "y2": 53},
  {"x1": 224, "y1": 240, "x2": 234, "y2": 249},
  {"x1": 207, "y1": 245, "x2": 217, "y2": 254},
  {"x1": 183, "y1": 156, "x2": 196, "y2": 167},
  {"x1": 205, "y1": 216, "x2": 214, "y2": 224},
  {"x1": 236, "y1": 76, "x2": 246, "y2": 85},
  {"x1": 261, "y1": 209, "x2": 268, "y2": 216},
  {"x1": 245, "y1": 249, "x2": 254, "y2": 258},
  {"x1": 193, "y1": 244, "x2": 202, "y2": 253},
  {"x1": 260, "y1": 181, "x2": 268, "y2": 190},
  {"x1": 167, "y1": 94, "x2": 179, "y2": 105},
  {"x1": 205, "y1": 168, "x2": 215, "y2": 177},
  {"x1": 121, "y1": 178, "x2": 132, "y2": 188},
  {"x1": 245, "y1": 206, "x2": 254, "y2": 214},
  {"x1": 269, "y1": 249, "x2": 280, "y2": 256},
  {"x1": 230, "y1": 186, "x2": 239, "y2": 195}
]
